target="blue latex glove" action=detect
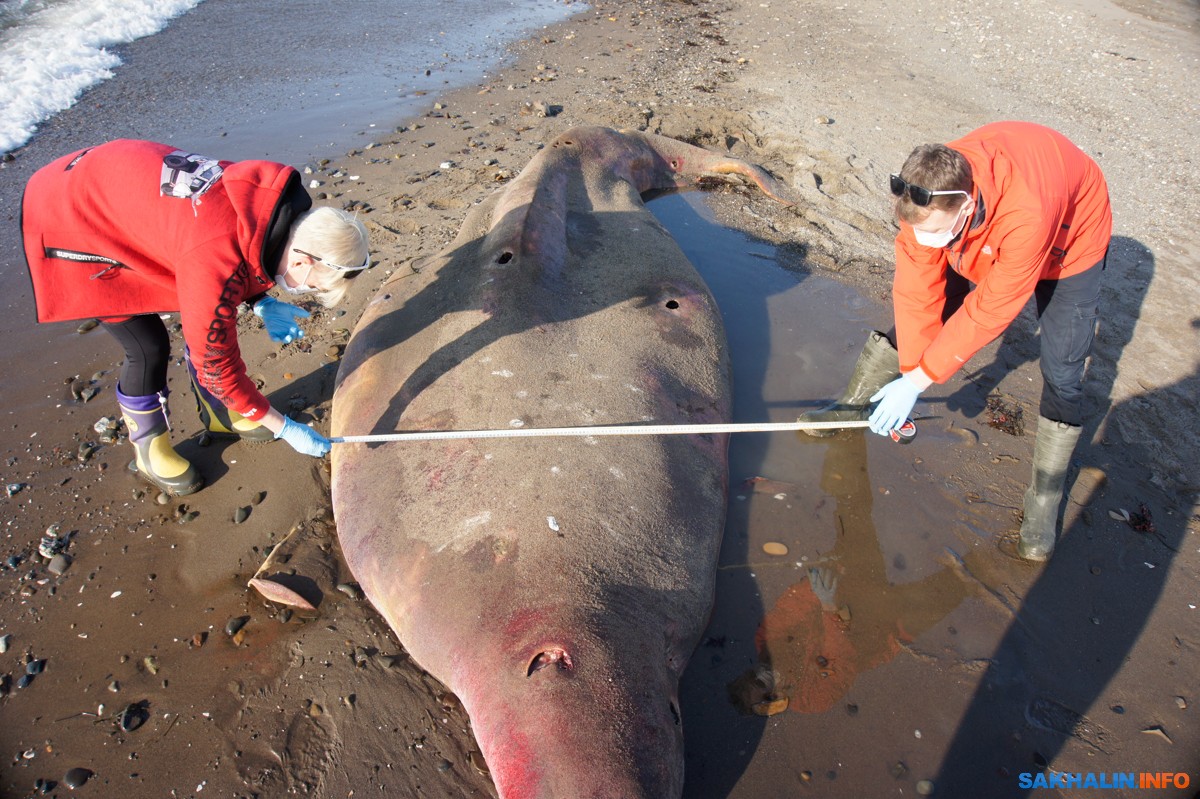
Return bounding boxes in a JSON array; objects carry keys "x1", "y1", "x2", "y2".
[
  {"x1": 868, "y1": 375, "x2": 922, "y2": 435},
  {"x1": 254, "y1": 296, "x2": 309, "y2": 343},
  {"x1": 275, "y1": 416, "x2": 331, "y2": 457}
]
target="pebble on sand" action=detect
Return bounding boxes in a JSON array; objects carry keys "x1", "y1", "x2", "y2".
[
  {"x1": 0, "y1": 633, "x2": 10, "y2": 653},
  {"x1": 48, "y1": 553, "x2": 72, "y2": 576},
  {"x1": 916, "y1": 779, "x2": 936, "y2": 796},
  {"x1": 762, "y1": 542, "x2": 789, "y2": 556},
  {"x1": 63, "y1": 766, "x2": 93, "y2": 789}
]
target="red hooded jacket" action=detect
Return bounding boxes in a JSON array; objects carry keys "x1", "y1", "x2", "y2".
[
  {"x1": 893, "y1": 122, "x2": 1112, "y2": 382},
  {"x1": 21, "y1": 140, "x2": 311, "y2": 420}
]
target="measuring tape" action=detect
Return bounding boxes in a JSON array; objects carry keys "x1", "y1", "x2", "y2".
[{"x1": 330, "y1": 418, "x2": 916, "y2": 444}]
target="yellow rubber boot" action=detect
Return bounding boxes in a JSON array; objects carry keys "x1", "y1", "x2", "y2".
[
  {"x1": 186, "y1": 356, "x2": 275, "y2": 442},
  {"x1": 117, "y1": 386, "x2": 203, "y2": 496}
]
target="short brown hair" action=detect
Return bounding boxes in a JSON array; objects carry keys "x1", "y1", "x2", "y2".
[{"x1": 894, "y1": 144, "x2": 973, "y2": 223}]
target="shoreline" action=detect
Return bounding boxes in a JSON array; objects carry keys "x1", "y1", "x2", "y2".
[{"x1": 1, "y1": 0, "x2": 1197, "y2": 796}]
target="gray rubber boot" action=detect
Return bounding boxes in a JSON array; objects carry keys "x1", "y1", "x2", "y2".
[
  {"x1": 1017, "y1": 416, "x2": 1083, "y2": 561},
  {"x1": 799, "y1": 331, "x2": 900, "y2": 437}
]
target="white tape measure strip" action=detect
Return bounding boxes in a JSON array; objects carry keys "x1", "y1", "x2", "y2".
[{"x1": 330, "y1": 419, "x2": 870, "y2": 444}]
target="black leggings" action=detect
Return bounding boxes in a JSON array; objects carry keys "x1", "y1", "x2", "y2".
[{"x1": 101, "y1": 314, "x2": 171, "y2": 396}]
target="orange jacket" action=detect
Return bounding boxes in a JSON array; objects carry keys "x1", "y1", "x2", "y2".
[{"x1": 893, "y1": 122, "x2": 1111, "y2": 382}]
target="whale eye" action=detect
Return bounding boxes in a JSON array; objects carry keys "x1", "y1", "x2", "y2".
[
  {"x1": 496, "y1": 252, "x2": 513, "y2": 265},
  {"x1": 669, "y1": 700, "x2": 681, "y2": 726},
  {"x1": 664, "y1": 300, "x2": 680, "y2": 310}
]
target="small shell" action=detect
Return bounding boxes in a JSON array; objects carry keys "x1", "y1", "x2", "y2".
[{"x1": 249, "y1": 578, "x2": 316, "y2": 611}]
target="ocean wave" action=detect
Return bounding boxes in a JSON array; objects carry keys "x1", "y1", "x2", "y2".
[{"x1": 0, "y1": 0, "x2": 205, "y2": 153}]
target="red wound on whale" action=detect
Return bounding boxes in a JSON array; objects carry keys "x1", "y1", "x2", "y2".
[{"x1": 527, "y1": 648, "x2": 575, "y2": 676}]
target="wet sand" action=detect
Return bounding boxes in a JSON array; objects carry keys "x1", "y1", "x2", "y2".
[{"x1": 2, "y1": 0, "x2": 1198, "y2": 797}]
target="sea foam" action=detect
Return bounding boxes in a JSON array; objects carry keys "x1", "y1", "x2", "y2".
[{"x1": 0, "y1": 0, "x2": 204, "y2": 153}]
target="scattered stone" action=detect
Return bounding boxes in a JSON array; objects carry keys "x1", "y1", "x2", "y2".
[
  {"x1": 156, "y1": 492, "x2": 170, "y2": 505},
  {"x1": 233, "y1": 506, "x2": 250, "y2": 524},
  {"x1": 17, "y1": 673, "x2": 33, "y2": 688},
  {"x1": 916, "y1": 779, "x2": 936, "y2": 795},
  {"x1": 26, "y1": 659, "x2": 45, "y2": 675},
  {"x1": 251, "y1": 491, "x2": 266, "y2": 506},
  {"x1": 75, "y1": 441, "x2": 97, "y2": 463},
  {"x1": 119, "y1": 702, "x2": 145, "y2": 732},
  {"x1": 439, "y1": 161, "x2": 455, "y2": 169},
  {"x1": 6, "y1": 482, "x2": 25, "y2": 497},
  {"x1": 108, "y1": 680, "x2": 120, "y2": 693},
  {"x1": 79, "y1": 386, "x2": 99, "y2": 403},
  {"x1": 815, "y1": 115, "x2": 833, "y2": 124},
  {"x1": 47, "y1": 554, "x2": 72, "y2": 576},
  {"x1": 890, "y1": 761, "x2": 908, "y2": 779},
  {"x1": 39, "y1": 532, "x2": 66, "y2": 559},
  {"x1": 762, "y1": 541, "x2": 788, "y2": 556},
  {"x1": 0, "y1": 634, "x2": 10, "y2": 653},
  {"x1": 76, "y1": 319, "x2": 99, "y2": 334},
  {"x1": 225, "y1": 616, "x2": 250, "y2": 637},
  {"x1": 63, "y1": 767, "x2": 93, "y2": 789},
  {"x1": 336, "y1": 582, "x2": 363, "y2": 600},
  {"x1": 143, "y1": 656, "x2": 159, "y2": 675},
  {"x1": 1175, "y1": 696, "x2": 1188, "y2": 710}
]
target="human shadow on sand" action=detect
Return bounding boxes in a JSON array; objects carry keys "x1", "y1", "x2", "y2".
[{"x1": 934, "y1": 240, "x2": 1200, "y2": 794}]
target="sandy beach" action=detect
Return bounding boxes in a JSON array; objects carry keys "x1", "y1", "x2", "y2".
[{"x1": 1, "y1": 0, "x2": 1197, "y2": 796}]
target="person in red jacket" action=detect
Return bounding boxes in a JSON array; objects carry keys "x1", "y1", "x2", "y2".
[
  {"x1": 802, "y1": 122, "x2": 1111, "y2": 561},
  {"x1": 22, "y1": 140, "x2": 371, "y2": 496}
]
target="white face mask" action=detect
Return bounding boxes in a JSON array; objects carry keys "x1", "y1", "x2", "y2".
[
  {"x1": 276, "y1": 262, "x2": 315, "y2": 295},
  {"x1": 913, "y1": 203, "x2": 969, "y2": 249}
]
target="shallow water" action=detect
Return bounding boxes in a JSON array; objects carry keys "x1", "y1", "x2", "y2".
[{"x1": 648, "y1": 191, "x2": 1010, "y2": 797}]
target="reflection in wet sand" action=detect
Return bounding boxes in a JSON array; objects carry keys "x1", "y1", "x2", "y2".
[{"x1": 733, "y1": 434, "x2": 977, "y2": 715}]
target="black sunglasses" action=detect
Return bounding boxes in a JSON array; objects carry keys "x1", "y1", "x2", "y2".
[{"x1": 889, "y1": 174, "x2": 970, "y2": 207}]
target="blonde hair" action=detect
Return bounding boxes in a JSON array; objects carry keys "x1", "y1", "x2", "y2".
[{"x1": 287, "y1": 207, "x2": 370, "y2": 307}]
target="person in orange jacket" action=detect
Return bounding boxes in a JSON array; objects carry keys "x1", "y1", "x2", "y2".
[{"x1": 802, "y1": 121, "x2": 1112, "y2": 561}]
